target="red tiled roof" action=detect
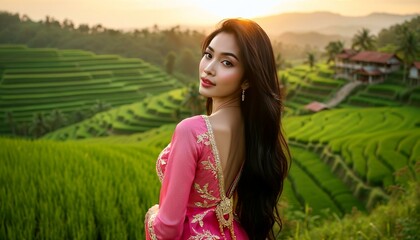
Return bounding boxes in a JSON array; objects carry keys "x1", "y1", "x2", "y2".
[
  {"x1": 413, "y1": 62, "x2": 420, "y2": 69},
  {"x1": 350, "y1": 51, "x2": 400, "y2": 64},
  {"x1": 336, "y1": 49, "x2": 358, "y2": 59},
  {"x1": 304, "y1": 101, "x2": 327, "y2": 112}
]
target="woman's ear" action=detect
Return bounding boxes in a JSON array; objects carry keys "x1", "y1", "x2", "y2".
[{"x1": 241, "y1": 80, "x2": 249, "y2": 90}]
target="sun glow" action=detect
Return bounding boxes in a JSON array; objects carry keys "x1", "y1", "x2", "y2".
[{"x1": 194, "y1": 0, "x2": 284, "y2": 19}]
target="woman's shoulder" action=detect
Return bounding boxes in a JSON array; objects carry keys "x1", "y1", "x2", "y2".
[{"x1": 174, "y1": 115, "x2": 205, "y2": 135}]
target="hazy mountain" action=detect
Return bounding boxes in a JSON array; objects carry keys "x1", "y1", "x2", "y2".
[
  {"x1": 253, "y1": 11, "x2": 418, "y2": 37},
  {"x1": 276, "y1": 31, "x2": 351, "y2": 49}
]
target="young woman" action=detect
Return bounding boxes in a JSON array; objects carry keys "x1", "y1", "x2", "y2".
[{"x1": 145, "y1": 18, "x2": 290, "y2": 240}]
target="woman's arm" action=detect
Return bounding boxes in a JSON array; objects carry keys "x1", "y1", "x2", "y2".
[{"x1": 145, "y1": 119, "x2": 198, "y2": 240}]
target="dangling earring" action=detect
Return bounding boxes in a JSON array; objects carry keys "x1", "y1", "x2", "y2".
[{"x1": 242, "y1": 89, "x2": 245, "y2": 102}]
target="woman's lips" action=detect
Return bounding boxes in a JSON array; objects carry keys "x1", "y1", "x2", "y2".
[{"x1": 200, "y1": 78, "x2": 216, "y2": 88}]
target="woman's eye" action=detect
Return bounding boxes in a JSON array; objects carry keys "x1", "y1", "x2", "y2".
[
  {"x1": 222, "y1": 60, "x2": 233, "y2": 67},
  {"x1": 204, "y1": 52, "x2": 212, "y2": 59}
]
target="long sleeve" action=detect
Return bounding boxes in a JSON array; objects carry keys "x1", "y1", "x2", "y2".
[{"x1": 146, "y1": 119, "x2": 198, "y2": 240}]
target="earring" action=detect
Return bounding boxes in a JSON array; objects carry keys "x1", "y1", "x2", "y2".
[{"x1": 242, "y1": 89, "x2": 245, "y2": 102}]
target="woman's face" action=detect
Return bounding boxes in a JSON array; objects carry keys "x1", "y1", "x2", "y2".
[{"x1": 198, "y1": 32, "x2": 245, "y2": 101}]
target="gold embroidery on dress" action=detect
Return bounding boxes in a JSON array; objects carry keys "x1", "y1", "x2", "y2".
[
  {"x1": 194, "y1": 200, "x2": 210, "y2": 208},
  {"x1": 202, "y1": 115, "x2": 237, "y2": 240},
  {"x1": 191, "y1": 209, "x2": 212, "y2": 227},
  {"x1": 202, "y1": 157, "x2": 217, "y2": 177},
  {"x1": 156, "y1": 144, "x2": 170, "y2": 183},
  {"x1": 194, "y1": 183, "x2": 219, "y2": 201},
  {"x1": 188, "y1": 229, "x2": 221, "y2": 240},
  {"x1": 196, "y1": 132, "x2": 211, "y2": 145},
  {"x1": 147, "y1": 212, "x2": 158, "y2": 240},
  {"x1": 156, "y1": 164, "x2": 164, "y2": 183}
]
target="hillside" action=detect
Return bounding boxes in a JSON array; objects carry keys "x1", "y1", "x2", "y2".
[
  {"x1": 42, "y1": 88, "x2": 192, "y2": 140},
  {"x1": 2, "y1": 134, "x2": 418, "y2": 239},
  {"x1": 282, "y1": 63, "x2": 419, "y2": 114},
  {"x1": 0, "y1": 45, "x2": 183, "y2": 136},
  {"x1": 1, "y1": 43, "x2": 419, "y2": 239},
  {"x1": 0, "y1": 11, "x2": 204, "y2": 79},
  {"x1": 277, "y1": 31, "x2": 350, "y2": 48},
  {"x1": 41, "y1": 61, "x2": 419, "y2": 213},
  {"x1": 253, "y1": 11, "x2": 418, "y2": 37}
]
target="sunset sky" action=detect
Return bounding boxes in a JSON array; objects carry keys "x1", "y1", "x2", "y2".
[{"x1": 1, "y1": 0, "x2": 419, "y2": 29}]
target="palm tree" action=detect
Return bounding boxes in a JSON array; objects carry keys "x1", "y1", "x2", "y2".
[
  {"x1": 78, "y1": 24, "x2": 90, "y2": 33},
  {"x1": 30, "y1": 112, "x2": 49, "y2": 138},
  {"x1": 352, "y1": 28, "x2": 376, "y2": 51},
  {"x1": 48, "y1": 109, "x2": 67, "y2": 131},
  {"x1": 91, "y1": 24, "x2": 104, "y2": 34},
  {"x1": 5, "y1": 111, "x2": 16, "y2": 135},
  {"x1": 16, "y1": 122, "x2": 30, "y2": 137},
  {"x1": 182, "y1": 83, "x2": 204, "y2": 116},
  {"x1": 91, "y1": 100, "x2": 112, "y2": 115},
  {"x1": 305, "y1": 52, "x2": 316, "y2": 70},
  {"x1": 71, "y1": 110, "x2": 85, "y2": 123},
  {"x1": 62, "y1": 19, "x2": 74, "y2": 30},
  {"x1": 275, "y1": 52, "x2": 286, "y2": 70},
  {"x1": 396, "y1": 28, "x2": 420, "y2": 83},
  {"x1": 279, "y1": 74, "x2": 289, "y2": 99},
  {"x1": 165, "y1": 51, "x2": 176, "y2": 75},
  {"x1": 325, "y1": 41, "x2": 344, "y2": 64}
]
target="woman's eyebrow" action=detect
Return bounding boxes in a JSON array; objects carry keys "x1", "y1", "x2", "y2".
[{"x1": 207, "y1": 46, "x2": 239, "y2": 61}]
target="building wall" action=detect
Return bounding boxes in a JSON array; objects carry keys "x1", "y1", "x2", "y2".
[{"x1": 409, "y1": 67, "x2": 419, "y2": 79}]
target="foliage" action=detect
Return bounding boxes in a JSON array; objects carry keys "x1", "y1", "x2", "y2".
[
  {"x1": 177, "y1": 48, "x2": 199, "y2": 77},
  {"x1": 0, "y1": 45, "x2": 182, "y2": 136},
  {"x1": 42, "y1": 88, "x2": 189, "y2": 140},
  {"x1": 324, "y1": 41, "x2": 344, "y2": 64},
  {"x1": 0, "y1": 16, "x2": 419, "y2": 238},
  {"x1": 305, "y1": 52, "x2": 316, "y2": 70},
  {"x1": 0, "y1": 11, "x2": 204, "y2": 79},
  {"x1": 377, "y1": 15, "x2": 420, "y2": 49},
  {"x1": 352, "y1": 28, "x2": 376, "y2": 51},
  {"x1": 395, "y1": 28, "x2": 420, "y2": 82},
  {"x1": 279, "y1": 181, "x2": 420, "y2": 240},
  {"x1": 165, "y1": 51, "x2": 176, "y2": 75},
  {"x1": 182, "y1": 83, "x2": 206, "y2": 116}
]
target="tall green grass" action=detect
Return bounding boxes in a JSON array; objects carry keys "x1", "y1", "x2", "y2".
[
  {"x1": 0, "y1": 137, "x2": 160, "y2": 239},
  {"x1": 280, "y1": 181, "x2": 420, "y2": 240}
]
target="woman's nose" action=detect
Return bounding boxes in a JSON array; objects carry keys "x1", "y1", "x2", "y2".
[{"x1": 203, "y1": 61, "x2": 215, "y2": 76}]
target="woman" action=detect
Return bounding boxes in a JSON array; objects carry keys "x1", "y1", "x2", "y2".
[{"x1": 145, "y1": 18, "x2": 290, "y2": 240}]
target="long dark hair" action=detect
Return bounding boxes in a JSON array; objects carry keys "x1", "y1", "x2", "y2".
[{"x1": 202, "y1": 19, "x2": 290, "y2": 239}]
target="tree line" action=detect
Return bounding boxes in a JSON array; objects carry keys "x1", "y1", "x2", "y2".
[
  {"x1": 307, "y1": 16, "x2": 420, "y2": 79},
  {"x1": 1, "y1": 10, "x2": 418, "y2": 77},
  {"x1": 0, "y1": 11, "x2": 205, "y2": 82},
  {"x1": 1, "y1": 11, "x2": 419, "y2": 139},
  {"x1": 4, "y1": 100, "x2": 112, "y2": 138}
]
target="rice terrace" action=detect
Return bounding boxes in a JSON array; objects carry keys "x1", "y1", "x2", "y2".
[{"x1": 1, "y1": 6, "x2": 419, "y2": 240}]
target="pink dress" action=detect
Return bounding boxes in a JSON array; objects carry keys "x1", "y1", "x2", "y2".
[{"x1": 145, "y1": 115, "x2": 248, "y2": 240}]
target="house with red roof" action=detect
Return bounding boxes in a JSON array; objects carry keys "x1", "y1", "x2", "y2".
[
  {"x1": 409, "y1": 62, "x2": 420, "y2": 85},
  {"x1": 335, "y1": 49, "x2": 401, "y2": 84}
]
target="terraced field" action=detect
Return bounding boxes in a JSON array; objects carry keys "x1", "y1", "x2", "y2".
[
  {"x1": 77, "y1": 128, "x2": 367, "y2": 216},
  {"x1": 283, "y1": 64, "x2": 419, "y2": 114},
  {"x1": 285, "y1": 107, "x2": 420, "y2": 209},
  {"x1": 287, "y1": 146, "x2": 365, "y2": 215},
  {"x1": 0, "y1": 44, "x2": 182, "y2": 135},
  {"x1": 2, "y1": 52, "x2": 419, "y2": 239},
  {"x1": 43, "y1": 88, "x2": 192, "y2": 140},
  {"x1": 343, "y1": 83, "x2": 419, "y2": 107},
  {"x1": 281, "y1": 64, "x2": 347, "y2": 114}
]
